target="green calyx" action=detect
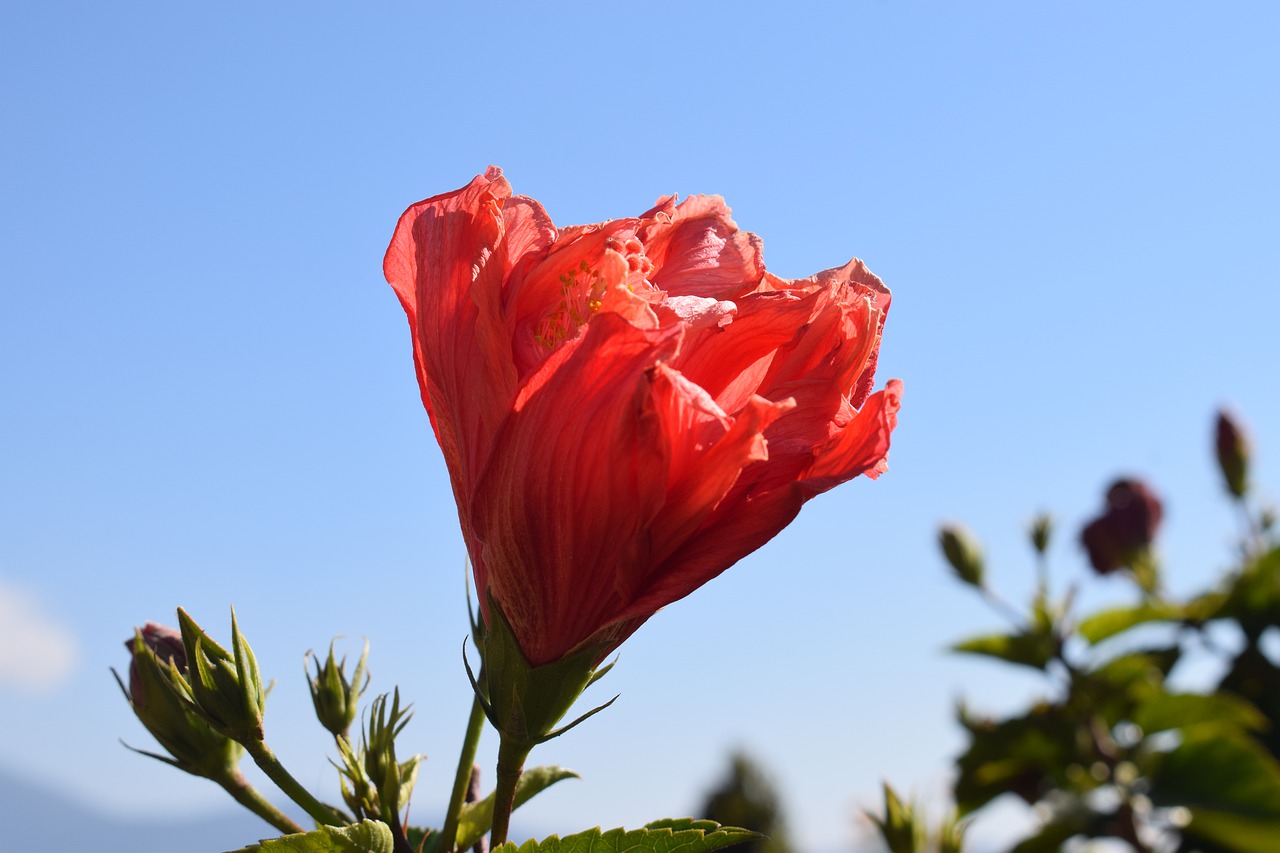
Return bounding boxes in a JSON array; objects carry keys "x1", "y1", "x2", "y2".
[
  {"x1": 178, "y1": 607, "x2": 267, "y2": 745},
  {"x1": 115, "y1": 630, "x2": 244, "y2": 780},
  {"x1": 466, "y1": 596, "x2": 617, "y2": 752},
  {"x1": 308, "y1": 640, "x2": 369, "y2": 740}
]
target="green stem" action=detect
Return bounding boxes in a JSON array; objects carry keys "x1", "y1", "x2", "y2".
[
  {"x1": 490, "y1": 738, "x2": 532, "y2": 848},
  {"x1": 440, "y1": 693, "x2": 488, "y2": 853},
  {"x1": 217, "y1": 769, "x2": 305, "y2": 835},
  {"x1": 245, "y1": 739, "x2": 345, "y2": 827}
]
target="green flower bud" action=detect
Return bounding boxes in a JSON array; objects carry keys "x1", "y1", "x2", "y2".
[
  {"x1": 307, "y1": 640, "x2": 369, "y2": 739},
  {"x1": 177, "y1": 607, "x2": 266, "y2": 745},
  {"x1": 1029, "y1": 513, "x2": 1052, "y2": 555},
  {"x1": 939, "y1": 525, "x2": 984, "y2": 587},
  {"x1": 115, "y1": 623, "x2": 243, "y2": 780},
  {"x1": 362, "y1": 689, "x2": 421, "y2": 822},
  {"x1": 1216, "y1": 409, "x2": 1250, "y2": 499}
]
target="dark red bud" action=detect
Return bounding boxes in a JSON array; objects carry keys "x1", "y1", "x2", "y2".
[
  {"x1": 1215, "y1": 409, "x2": 1250, "y2": 499},
  {"x1": 125, "y1": 622, "x2": 186, "y2": 704},
  {"x1": 1079, "y1": 479, "x2": 1163, "y2": 575}
]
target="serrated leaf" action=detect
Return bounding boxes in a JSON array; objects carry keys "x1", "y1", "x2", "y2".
[
  {"x1": 1076, "y1": 602, "x2": 1182, "y2": 644},
  {"x1": 226, "y1": 820, "x2": 394, "y2": 853},
  {"x1": 454, "y1": 766, "x2": 580, "y2": 850},
  {"x1": 493, "y1": 820, "x2": 759, "y2": 853},
  {"x1": 952, "y1": 632, "x2": 1054, "y2": 670}
]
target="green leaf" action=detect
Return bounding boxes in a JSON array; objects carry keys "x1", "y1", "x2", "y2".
[
  {"x1": 227, "y1": 820, "x2": 395, "y2": 853},
  {"x1": 1182, "y1": 808, "x2": 1280, "y2": 853},
  {"x1": 493, "y1": 820, "x2": 759, "y2": 853},
  {"x1": 1076, "y1": 602, "x2": 1182, "y2": 644},
  {"x1": 1132, "y1": 691, "x2": 1266, "y2": 735},
  {"x1": 1149, "y1": 730, "x2": 1280, "y2": 818},
  {"x1": 952, "y1": 631, "x2": 1054, "y2": 670},
  {"x1": 454, "y1": 766, "x2": 580, "y2": 850}
]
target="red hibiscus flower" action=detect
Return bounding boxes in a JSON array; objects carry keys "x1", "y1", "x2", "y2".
[{"x1": 384, "y1": 167, "x2": 902, "y2": 668}]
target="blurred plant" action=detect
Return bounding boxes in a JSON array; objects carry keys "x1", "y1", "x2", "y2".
[
  {"x1": 699, "y1": 751, "x2": 794, "y2": 853},
  {"x1": 934, "y1": 407, "x2": 1280, "y2": 852},
  {"x1": 864, "y1": 784, "x2": 966, "y2": 853}
]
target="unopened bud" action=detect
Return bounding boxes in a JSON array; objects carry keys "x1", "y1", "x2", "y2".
[
  {"x1": 1080, "y1": 479, "x2": 1163, "y2": 579},
  {"x1": 940, "y1": 525, "x2": 984, "y2": 587},
  {"x1": 1029, "y1": 514, "x2": 1053, "y2": 556},
  {"x1": 177, "y1": 607, "x2": 266, "y2": 745},
  {"x1": 307, "y1": 640, "x2": 369, "y2": 739},
  {"x1": 115, "y1": 622, "x2": 243, "y2": 780},
  {"x1": 1215, "y1": 409, "x2": 1250, "y2": 499}
]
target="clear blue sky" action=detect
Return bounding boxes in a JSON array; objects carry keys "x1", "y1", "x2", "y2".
[{"x1": 2, "y1": 3, "x2": 1278, "y2": 851}]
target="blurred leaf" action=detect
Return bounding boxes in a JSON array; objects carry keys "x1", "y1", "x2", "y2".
[
  {"x1": 1181, "y1": 809, "x2": 1280, "y2": 853},
  {"x1": 954, "y1": 704, "x2": 1076, "y2": 814},
  {"x1": 455, "y1": 766, "x2": 580, "y2": 851},
  {"x1": 1150, "y1": 729, "x2": 1280, "y2": 818},
  {"x1": 494, "y1": 820, "x2": 759, "y2": 853},
  {"x1": 952, "y1": 632, "x2": 1055, "y2": 671},
  {"x1": 228, "y1": 820, "x2": 394, "y2": 853},
  {"x1": 1076, "y1": 602, "x2": 1183, "y2": 644},
  {"x1": 1007, "y1": 805, "x2": 1099, "y2": 853},
  {"x1": 1133, "y1": 692, "x2": 1266, "y2": 735}
]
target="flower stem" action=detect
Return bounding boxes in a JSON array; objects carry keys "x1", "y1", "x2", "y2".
[
  {"x1": 245, "y1": 739, "x2": 345, "y2": 827},
  {"x1": 490, "y1": 738, "x2": 532, "y2": 848},
  {"x1": 217, "y1": 769, "x2": 305, "y2": 835},
  {"x1": 440, "y1": 693, "x2": 488, "y2": 853}
]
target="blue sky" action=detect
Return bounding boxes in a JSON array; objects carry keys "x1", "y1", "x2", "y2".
[{"x1": 2, "y1": 2, "x2": 1278, "y2": 851}]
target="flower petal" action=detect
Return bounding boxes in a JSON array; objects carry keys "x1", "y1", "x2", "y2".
[
  {"x1": 383, "y1": 166, "x2": 519, "y2": 506},
  {"x1": 638, "y1": 195, "x2": 765, "y2": 300},
  {"x1": 470, "y1": 312, "x2": 683, "y2": 665}
]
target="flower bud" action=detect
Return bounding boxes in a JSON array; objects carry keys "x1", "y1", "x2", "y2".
[
  {"x1": 1079, "y1": 479, "x2": 1163, "y2": 579},
  {"x1": 307, "y1": 640, "x2": 369, "y2": 739},
  {"x1": 115, "y1": 622, "x2": 243, "y2": 781},
  {"x1": 1029, "y1": 513, "x2": 1052, "y2": 556},
  {"x1": 939, "y1": 525, "x2": 984, "y2": 587},
  {"x1": 362, "y1": 689, "x2": 421, "y2": 821},
  {"x1": 177, "y1": 607, "x2": 267, "y2": 745},
  {"x1": 1215, "y1": 409, "x2": 1250, "y2": 499}
]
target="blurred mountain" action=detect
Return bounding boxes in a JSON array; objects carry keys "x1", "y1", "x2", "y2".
[{"x1": 0, "y1": 764, "x2": 295, "y2": 853}]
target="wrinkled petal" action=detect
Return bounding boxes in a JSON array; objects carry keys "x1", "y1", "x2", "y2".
[{"x1": 638, "y1": 195, "x2": 765, "y2": 300}]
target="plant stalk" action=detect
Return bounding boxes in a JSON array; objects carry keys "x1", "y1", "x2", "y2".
[
  {"x1": 245, "y1": 739, "x2": 345, "y2": 827},
  {"x1": 217, "y1": 769, "x2": 305, "y2": 835},
  {"x1": 440, "y1": 692, "x2": 488, "y2": 853},
  {"x1": 490, "y1": 738, "x2": 532, "y2": 848}
]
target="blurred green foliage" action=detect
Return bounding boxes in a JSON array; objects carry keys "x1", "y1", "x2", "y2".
[{"x1": 875, "y1": 409, "x2": 1280, "y2": 852}]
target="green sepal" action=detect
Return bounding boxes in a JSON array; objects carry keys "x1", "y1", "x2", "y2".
[
  {"x1": 491, "y1": 820, "x2": 759, "y2": 853},
  {"x1": 453, "y1": 766, "x2": 580, "y2": 850},
  {"x1": 226, "y1": 819, "x2": 395, "y2": 853},
  {"x1": 476, "y1": 596, "x2": 616, "y2": 749}
]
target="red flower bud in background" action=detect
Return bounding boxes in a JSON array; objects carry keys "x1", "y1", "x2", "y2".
[
  {"x1": 125, "y1": 622, "x2": 186, "y2": 706},
  {"x1": 1215, "y1": 409, "x2": 1250, "y2": 500},
  {"x1": 1079, "y1": 479, "x2": 1163, "y2": 576},
  {"x1": 384, "y1": 168, "x2": 902, "y2": 669}
]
